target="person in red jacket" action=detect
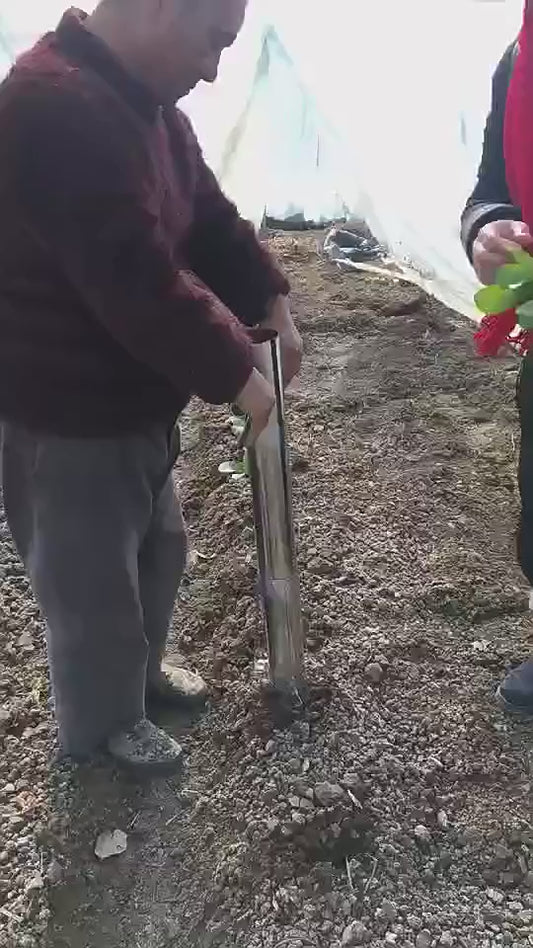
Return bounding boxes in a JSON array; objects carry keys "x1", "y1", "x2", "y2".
[
  {"x1": 0, "y1": 0, "x2": 302, "y2": 772},
  {"x1": 462, "y1": 0, "x2": 533, "y2": 714}
]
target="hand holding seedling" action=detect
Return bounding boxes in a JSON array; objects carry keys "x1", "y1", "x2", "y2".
[
  {"x1": 474, "y1": 245, "x2": 533, "y2": 329},
  {"x1": 473, "y1": 219, "x2": 533, "y2": 286}
]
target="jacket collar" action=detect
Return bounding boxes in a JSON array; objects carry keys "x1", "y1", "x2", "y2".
[{"x1": 55, "y1": 8, "x2": 160, "y2": 121}]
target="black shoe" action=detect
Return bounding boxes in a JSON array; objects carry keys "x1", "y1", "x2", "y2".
[{"x1": 498, "y1": 659, "x2": 533, "y2": 714}]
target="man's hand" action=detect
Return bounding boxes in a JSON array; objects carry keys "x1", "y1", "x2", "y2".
[
  {"x1": 235, "y1": 368, "x2": 275, "y2": 442},
  {"x1": 473, "y1": 219, "x2": 533, "y2": 285},
  {"x1": 262, "y1": 295, "x2": 303, "y2": 386}
]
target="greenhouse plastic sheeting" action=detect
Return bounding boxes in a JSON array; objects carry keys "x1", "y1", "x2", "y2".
[{"x1": 0, "y1": 0, "x2": 525, "y2": 317}]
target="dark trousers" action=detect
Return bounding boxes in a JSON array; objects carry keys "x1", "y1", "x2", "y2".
[
  {"x1": 518, "y1": 355, "x2": 533, "y2": 586},
  {"x1": 1, "y1": 423, "x2": 187, "y2": 755}
]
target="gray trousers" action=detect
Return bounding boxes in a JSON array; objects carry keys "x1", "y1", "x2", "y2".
[{"x1": 1, "y1": 423, "x2": 187, "y2": 755}]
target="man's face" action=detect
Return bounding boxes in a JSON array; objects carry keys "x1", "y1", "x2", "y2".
[{"x1": 154, "y1": 0, "x2": 248, "y2": 100}]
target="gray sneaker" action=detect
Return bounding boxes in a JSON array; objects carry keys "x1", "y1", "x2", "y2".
[
  {"x1": 107, "y1": 719, "x2": 184, "y2": 775},
  {"x1": 146, "y1": 662, "x2": 208, "y2": 707}
]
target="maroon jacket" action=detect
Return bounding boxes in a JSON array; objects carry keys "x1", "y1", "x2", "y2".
[{"x1": 0, "y1": 9, "x2": 289, "y2": 435}]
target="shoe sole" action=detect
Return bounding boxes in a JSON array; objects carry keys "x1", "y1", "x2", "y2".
[{"x1": 496, "y1": 685, "x2": 533, "y2": 717}]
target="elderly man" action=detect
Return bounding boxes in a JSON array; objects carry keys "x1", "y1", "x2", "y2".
[{"x1": 0, "y1": 0, "x2": 302, "y2": 772}]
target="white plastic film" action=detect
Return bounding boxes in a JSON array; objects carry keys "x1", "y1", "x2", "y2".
[{"x1": 0, "y1": 0, "x2": 525, "y2": 317}]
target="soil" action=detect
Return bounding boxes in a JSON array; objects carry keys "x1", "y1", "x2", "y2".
[{"x1": 2, "y1": 233, "x2": 533, "y2": 948}]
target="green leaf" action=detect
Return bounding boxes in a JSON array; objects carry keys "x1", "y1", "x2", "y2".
[
  {"x1": 514, "y1": 281, "x2": 533, "y2": 306},
  {"x1": 495, "y1": 263, "x2": 532, "y2": 288},
  {"x1": 517, "y1": 300, "x2": 533, "y2": 329},
  {"x1": 474, "y1": 284, "x2": 518, "y2": 314},
  {"x1": 511, "y1": 248, "x2": 533, "y2": 275}
]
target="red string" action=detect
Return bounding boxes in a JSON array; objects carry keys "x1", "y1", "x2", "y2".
[{"x1": 474, "y1": 309, "x2": 533, "y2": 357}]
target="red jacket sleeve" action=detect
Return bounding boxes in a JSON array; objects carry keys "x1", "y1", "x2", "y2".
[
  {"x1": 171, "y1": 110, "x2": 290, "y2": 327},
  {"x1": 0, "y1": 78, "x2": 254, "y2": 405}
]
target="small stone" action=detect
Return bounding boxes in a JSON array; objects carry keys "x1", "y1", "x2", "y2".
[
  {"x1": 437, "y1": 810, "x2": 449, "y2": 830},
  {"x1": 46, "y1": 858, "x2": 63, "y2": 886},
  {"x1": 17, "y1": 630, "x2": 33, "y2": 649},
  {"x1": 314, "y1": 782, "x2": 344, "y2": 807},
  {"x1": 365, "y1": 662, "x2": 384, "y2": 684},
  {"x1": 380, "y1": 899, "x2": 398, "y2": 922},
  {"x1": 407, "y1": 915, "x2": 423, "y2": 932},
  {"x1": 26, "y1": 871, "x2": 44, "y2": 894},
  {"x1": 342, "y1": 921, "x2": 369, "y2": 946},
  {"x1": 439, "y1": 934, "x2": 453, "y2": 948},
  {"x1": 292, "y1": 779, "x2": 310, "y2": 796},
  {"x1": 427, "y1": 755, "x2": 443, "y2": 770},
  {"x1": 265, "y1": 740, "x2": 276, "y2": 755},
  {"x1": 308, "y1": 558, "x2": 334, "y2": 576},
  {"x1": 342, "y1": 773, "x2": 368, "y2": 798},
  {"x1": 299, "y1": 797, "x2": 314, "y2": 812},
  {"x1": 94, "y1": 829, "x2": 128, "y2": 861},
  {"x1": 414, "y1": 824, "x2": 432, "y2": 847},
  {"x1": 487, "y1": 888, "x2": 505, "y2": 905},
  {"x1": 266, "y1": 818, "x2": 280, "y2": 836},
  {"x1": 483, "y1": 908, "x2": 503, "y2": 926},
  {"x1": 460, "y1": 826, "x2": 479, "y2": 846},
  {"x1": 17, "y1": 938, "x2": 36, "y2": 948},
  {"x1": 416, "y1": 932, "x2": 432, "y2": 948}
]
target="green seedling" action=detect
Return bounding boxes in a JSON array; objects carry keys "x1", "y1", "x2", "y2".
[
  {"x1": 219, "y1": 415, "x2": 250, "y2": 482},
  {"x1": 219, "y1": 411, "x2": 252, "y2": 482},
  {"x1": 218, "y1": 458, "x2": 247, "y2": 481},
  {"x1": 475, "y1": 248, "x2": 533, "y2": 328},
  {"x1": 218, "y1": 453, "x2": 250, "y2": 481}
]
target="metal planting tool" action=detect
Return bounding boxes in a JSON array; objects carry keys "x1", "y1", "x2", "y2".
[{"x1": 244, "y1": 329, "x2": 305, "y2": 695}]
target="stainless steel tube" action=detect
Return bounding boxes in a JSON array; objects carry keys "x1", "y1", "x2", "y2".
[{"x1": 247, "y1": 330, "x2": 304, "y2": 692}]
